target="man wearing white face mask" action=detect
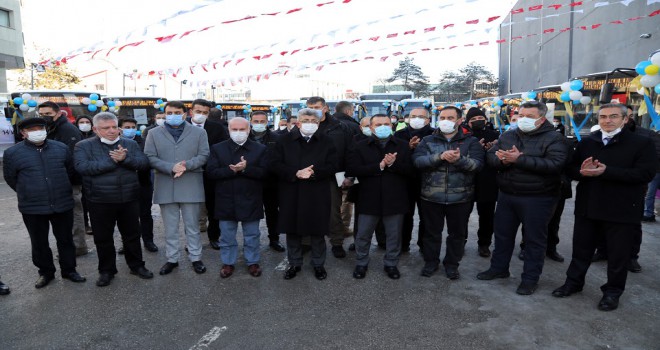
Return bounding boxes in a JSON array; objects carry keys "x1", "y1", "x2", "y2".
[
  {"x1": 4, "y1": 118, "x2": 86, "y2": 289},
  {"x1": 478, "y1": 101, "x2": 568, "y2": 296}
]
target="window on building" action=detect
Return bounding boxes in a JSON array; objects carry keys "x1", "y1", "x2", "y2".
[
  {"x1": 94, "y1": 84, "x2": 105, "y2": 91},
  {"x1": 0, "y1": 9, "x2": 10, "y2": 28}
]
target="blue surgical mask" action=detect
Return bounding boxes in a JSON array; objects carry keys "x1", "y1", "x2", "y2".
[
  {"x1": 166, "y1": 114, "x2": 185, "y2": 126},
  {"x1": 509, "y1": 122, "x2": 518, "y2": 129},
  {"x1": 361, "y1": 127, "x2": 372, "y2": 137},
  {"x1": 374, "y1": 125, "x2": 392, "y2": 139},
  {"x1": 252, "y1": 123, "x2": 267, "y2": 133},
  {"x1": 314, "y1": 109, "x2": 324, "y2": 118},
  {"x1": 122, "y1": 128, "x2": 137, "y2": 139}
]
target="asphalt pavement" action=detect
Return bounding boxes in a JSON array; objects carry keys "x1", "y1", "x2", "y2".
[{"x1": 0, "y1": 180, "x2": 658, "y2": 350}]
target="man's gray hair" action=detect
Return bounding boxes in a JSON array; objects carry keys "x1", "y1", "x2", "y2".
[
  {"x1": 520, "y1": 101, "x2": 548, "y2": 117},
  {"x1": 298, "y1": 108, "x2": 321, "y2": 120},
  {"x1": 599, "y1": 103, "x2": 628, "y2": 117},
  {"x1": 92, "y1": 112, "x2": 118, "y2": 125}
]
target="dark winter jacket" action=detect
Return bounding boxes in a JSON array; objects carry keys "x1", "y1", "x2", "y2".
[
  {"x1": 487, "y1": 121, "x2": 569, "y2": 196},
  {"x1": 412, "y1": 129, "x2": 484, "y2": 204},
  {"x1": 470, "y1": 126, "x2": 501, "y2": 202},
  {"x1": 249, "y1": 129, "x2": 281, "y2": 188},
  {"x1": 318, "y1": 114, "x2": 353, "y2": 171},
  {"x1": 48, "y1": 116, "x2": 82, "y2": 153},
  {"x1": 74, "y1": 136, "x2": 149, "y2": 203},
  {"x1": 628, "y1": 122, "x2": 660, "y2": 173},
  {"x1": 3, "y1": 139, "x2": 75, "y2": 214},
  {"x1": 333, "y1": 111, "x2": 361, "y2": 137}
]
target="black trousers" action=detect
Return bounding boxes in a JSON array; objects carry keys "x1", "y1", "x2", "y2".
[
  {"x1": 203, "y1": 176, "x2": 221, "y2": 242},
  {"x1": 564, "y1": 216, "x2": 636, "y2": 297},
  {"x1": 263, "y1": 185, "x2": 280, "y2": 241},
  {"x1": 286, "y1": 234, "x2": 326, "y2": 267},
  {"x1": 420, "y1": 200, "x2": 472, "y2": 269},
  {"x1": 88, "y1": 201, "x2": 145, "y2": 274},
  {"x1": 520, "y1": 198, "x2": 565, "y2": 251},
  {"x1": 138, "y1": 184, "x2": 154, "y2": 243},
  {"x1": 22, "y1": 210, "x2": 76, "y2": 277},
  {"x1": 593, "y1": 222, "x2": 641, "y2": 260},
  {"x1": 402, "y1": 185, "x2": 425, "y2": 249},
  {"x1": 469, "y1": 201, "x2": 496, "y2": 247}
]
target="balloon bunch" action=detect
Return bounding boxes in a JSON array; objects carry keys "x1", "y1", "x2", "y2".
[
  {"x1": 215, "y1": 104, "x2": 223, "y2": 111},
  {"x1": 105, "y1": 99, "x2": 122, "y2": 113},
  {"x1": 454, "y1": 102, "x2": 462, "y2": 108},
  {"x1": 635, "y1": 52, "x2": 660, "y2": 93},
  {"x1": 11, "y1": 93, "x2": 39, "y2": 112},
  {"x1": 559, "y1": 80, "x2": 591, "y2": 105},
  {"x1": 243, "y1": 104, "x2": 252, "y2": 115},
  {"x1": 81, "y1": 93, "x2": 106, "y2": 112},
  {"x1": 423, "y1": 100, "x2": 432, "y2": 109},
  {"x1": 153, "y1": 99, "x2": 166, "y2": 111},
  {"x1": 522, "y1": 91, "x2": 537, "y2": 100},
  {"x1": 270, "y1": 106, "x2": 279, "y2": 115}
]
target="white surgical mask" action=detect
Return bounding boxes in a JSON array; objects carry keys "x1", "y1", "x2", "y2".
[
  {"x1": 252, "y1": 124, "x2": 267, "y2": 133},
  {"x1": 517, "y1": 117, "x2": 539, "y2": 133},
  {"x1": 78, "y1": 123, "x2": 92, "y2": 132},
  {"x1": 409, "y1": 118, "x2": 426, "y2": 130},
  {"x1": 100, "y1": 137, "x2": 120, "y2": 145},
  {"x1": 601, "y1": 127, "x2": 623, "y2": 139},
  {"x1": 192, "y1": 114, "x2": 207, "y2": 124},
  {"x1": 230, "y1": 131, "x2": 249, "y2": 144},
  {"x1": 300, "y1": 123, "x2": 318, "y2": 135},
  {"x1": 26, "y1": 130, "x2": 48, "y2": 143},
  {"x1": 361, "y1": 127, "x2": 372, "y2": 137},
  {"x1": 279, "y1": 125, "x2": 287, "y2": 131},
  {"x1": 155, "y1": 119, "x2": 165, "y2": 126},
  {"x1": 438, "y1": 120, "x2": 456, "y2": 134}
]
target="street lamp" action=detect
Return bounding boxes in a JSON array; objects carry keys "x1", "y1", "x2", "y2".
[
  {"x1": 30, "y1": 63, "x2": 45, "y2": 89},
  {"x1": 180, "y1": 79, "x2": 188, "y2": 99},
  {"x1": 211, "y1": 85, "x2": 216, "y2": 102},
  {"x1": 122, "y1": 69, "x2": 138, "y2": 96}
]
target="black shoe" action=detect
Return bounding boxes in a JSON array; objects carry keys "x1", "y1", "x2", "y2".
[
  {"x1": 284, "y1": 266, "x2": 301, "y2": 280},
  {"x1": 628, "y1": 259, "x2": 642, "y2": 273},
  {"x1": 159, "y1": 262, "x2": 179, "y2": 275},
  {"x1": 144, "y1": 242, "x2": 158, "y2": 252},
  {"x1": 117, "y1": 247, "x2": 124, "y2": 255},
  {"x1": 552, "y1": 284, "x2": 583, "y2": 298},
  {"x1": 348, "y1": 243, "x2": 356, "y2": 251},
  {"x1": 130, "y1": 266, "x2": 154, "y2": 279},
  {"x1": 96, "y1": 273, "x2": 114, "y2": 287},
  {"x1": 0, "y1": 280, "x2": 9, "y2": 295},
  {"x1": 420, "y1": 264, "x2": 438, "y2": 277},
  {"x1": 353, "y1": 265, "x2": 368, "y2": 279},
  {"x1": 384, "y1": 266, "x2": 400, "y2": 279},
  {"x1": 314, "y1": 266, "x2": 328, "y2": 280},
  {"x1": 477, "y1": 269, "x2": 511, "y2": 280},
  {"x1": 35, "y1": 275, "x2": 54, "y2": 289},
  {"x1": 478, "y1": 246, "x2": 491, "y2": 258},
  {"x1": 62, "y1": 272, "x2": 86, "y2": 283},
  {"x1": 209, "y1": 241, "x2": 221, "y2": 250},
  {"x1": 192, "y1": 261, "x2": 207, "y2": 274},
  {"x1": 641, "y1": 215, "x2": 656, "y2": 222},
  {"x1": 546, "y1": 249, "x2": 565, "y2": 262},
  {"x1": 445, "y1": 266, "x2": 460, "y2": 280},
  {"x1": 269, "y1": 240, "x2": 286, "y2": 252},
  {"x1": 331, "y1": 245, "x2": 346, "y2": 258},
  {"x1": 597, "y1": 295, "x2": 619, "y2": 311},
  {"x1": 592, "y1": 250, "x2": 608, "y2": 262},
  {"x1": 518, "y1": 249, "x2": 525, "y2": 261},
  {"x1": 516, "y1": 281, "x2": 538, "y2": 295}
]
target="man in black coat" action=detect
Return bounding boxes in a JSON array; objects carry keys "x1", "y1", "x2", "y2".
[
  {"x1": 74, "y1": 112, "x2": 154, "y2": 287},
  {"x1": 187, "y1": 99, "x2": 230, "y2": 250},
  {"x1": 477, "y1": 101, "x2": 569, "y2": 296},
  {"x1": 249, "y1": 111, "x2": 285, "y2": 252},
  {"x1": 270, "y1": 108, "x2": 337, "y2": 280},
  {"x1": 394, "y1": 107, "x2": 434, "y2": 252},
  {"x1": 552, "y1": 103, "x2": 656, "y2": 311},
  {"x1": 346, "y1": 114, "x2": 413, "y2": 280},
  {"x1": 3, "y1": 118, "x2": 86, "y2": 289},
  {"x1": 333, "y1": 101, "x2": 361, "y2": 135}
]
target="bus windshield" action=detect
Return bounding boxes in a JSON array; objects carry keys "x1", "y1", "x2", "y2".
[
  {"x1": 360, "y1": 91, "x2": 414, "y2": 101},
  {"x1": 104, "y1": 97, "x2": 167, "y2": 126},
  {"x1": 362, "y1": 100, "x2": 393, "y2": 117},
  {"x1": 10, "y1": 91, "x2": 101, "y2": 124},
  {"x1": 217, "y1": 102, "x2": 274, "y2": 122}
]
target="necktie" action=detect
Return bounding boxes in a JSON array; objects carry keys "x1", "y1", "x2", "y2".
[
  {"x1": 197, "y1": 124, "x2": 202, "y2": 128},
  {"x1": 303, "y1": 136, "x2": 310, "y2": 142},
  {"x1": 603, "y1": 137, "x2": 611, "y2": 145}
]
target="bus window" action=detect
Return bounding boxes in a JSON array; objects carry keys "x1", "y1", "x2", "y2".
[
  {"x1": 104, "y1": 97, "x2": 167, "y2": 126},
  {"x1": 10, "y1": 91, "x2": 102, "y2": 124}
]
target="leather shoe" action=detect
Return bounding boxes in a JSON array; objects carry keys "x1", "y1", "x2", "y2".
[
  {"x1": 62, "y1": 272, "x2": 86, "y2": 283},
  {"x1": 641, "y1": 215, "x2": 655, "y2": 222},
  {"x1": 628, "y1": 259, "x2": 642, "y2": 273},
  {"x1": 284, "y1": 266, "x2": 301, "y2": 280},
  {"x1": 209, "y1": 241, "x2": 221, "y2": 250},
  {"x1": 192, "y1": 261, "x2": 207, "y2": 274},
  {"x1": 597, "y1": 295, "x2": 619, "y2": 311},
  {"x1": 220, "y1": 265, "x2": 235, "y2": 278},
  {"x1": 331, "y1": 245, "x2": 346, "y2": 258},
  {"x1": 546, "y1": 249, "x2": 565, "y2": 262},
  {"x1": 353, "y1": 265, "x2": 368, "y2": 279},
  {"x1": 76, "y1": 248, "x2": 90, "y2": 257},
  {"x1": 518, "y1": 249, "x2": 525, "y2": 261},
  {"x1": 420, "y1": 264, "x2": 438, "y2": 277},
  {"x1": 96, "y1": 273, "x2": 114, "y2": 287},
  {"x1": 384, "y1": 266, "x2": 400, "y2": 280},
  {"x1": 516, "y1": 281, "x2": 538, "y2": 295},
  {"x1": 592, "y1": 250, "x2": 608, "y2": 262},
  {"x1": 477, "y1": 269, "x2": 510, "y2": 280},
  {"x1": 0, "y1": 280, "x2": 9, "y2": 295},
  {"x1": 314, "y1": 266, "x2": 328, "y2": 280},
  {"x1": 478, "y1": 246, "x2": 491, "y2": 258},
  {"x1": 144, "y1": 242, "x2": 158, "y2": 252},
  {"x1": 269, "y1": 240, "x2": 286, "y2": 252},
  {"x1": 248, "y1": 264, "x2": 262, "y2": 277},
  {"x1": 348, "y1": 243, "x2": 356, "y2": 251},
  {"x1": 117, "y1": 247, "x2": 124, "y2": 255},
  {"x1": 552, "y1": 284, "x2": 583, "y2": 298},
  {"x1": 35, "y1": 275, "x2": 54, "y2": 289},
  {"x1": 159, "y1": 262, "x2": 179, "y2": 275},
  {"x1": 130, "y1": 266, "x2": 154, "y2": 279},
  {"x1": 445, "y1": 266, "x2": 460, "y2": 280}
]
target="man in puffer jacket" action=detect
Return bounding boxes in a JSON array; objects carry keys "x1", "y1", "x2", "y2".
[
  {"x1": 477, "y1": 101, "x2": 569, "y2": 296},
  {"x1": 3, "y1": 118, "x2": 86, "y2": 289},
  {"x1": 413, "y1": 106, "x2": 484, "y2": 280}
]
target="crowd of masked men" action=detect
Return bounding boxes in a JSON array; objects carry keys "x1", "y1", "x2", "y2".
[{"x1": 2, "y1": 96, "x2": 658, "y2": 313}]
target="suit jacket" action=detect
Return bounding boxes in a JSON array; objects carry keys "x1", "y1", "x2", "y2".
[{"x1": 144, "y1": 123, "x2": 209, "y2": 204}]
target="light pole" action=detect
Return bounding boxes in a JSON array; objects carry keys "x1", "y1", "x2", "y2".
[
  {"x1": 149, "y1": 84, "x2": 157, "y2": 96},
  {"x1": 30, "y1": 63, "x2": 45, "y2": 89},
  {"x1": 179, "y1": 79, "x2": 188, "y2": 99},
  {"x1": 211, "y1": 85, "x2": 216, "y2": 102}
]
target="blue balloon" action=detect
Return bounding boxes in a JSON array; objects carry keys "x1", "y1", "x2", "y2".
[
  {"x1": 108, "y1": 101, "x2": 116, "y2": 107},
  {"x1": 282, "y1": 103, "x2": 288, "y2": 109},
  {"x1": 569, "y1": 80, "x2": 583, "y2": 91},
  {"x1": 470, "y1": 101, "x2": 477, "y2": 105},
  {"x1": 27, "y1": 100, "x2": 38, "y2": 107},
  {"x1": 13, "y1": 97, "x2": 23, "y2": 105},
  {"x1": 88, "y1": 104, "x2": 98, "y2": 112},
  {"x1": 215, "y1": 104, "x2": 223, "y2": 110},
  {"x1": 560, "y1": 91, "x2": 571, "y2": 102},
  {"x1": 572, "y1": 99, "x2": 581, "y2": 105},
  {"x1": 455, "y1": 103, "x2": 462, "y2": 107},
  {"x1": 527, "y1": 91, "x2": 537, "y2": 99},
  {"x1": 156, "y1": 99, "x2": 164, "y2": 104},
  {"x1": 635, "y1": 61, "x2": 652, "y2": 75},
  {"x1": 90, "y1": 93, "x2": 100, "y2": 100},
  {"x1": 655, "y1": 84, "x2": 660, "y2": 94}
]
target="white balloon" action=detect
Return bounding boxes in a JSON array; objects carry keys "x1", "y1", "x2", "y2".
[
  {"x1": 580, "y1": 96, "x2": 591, "y2": 105},
  {"x1": 82, "y1": 97, "x2": 91, "y2": 105},
  {"x1": 494, "y1": 106, "x2": 501, "y2": 111},
  {"x1": 114, "y1": 100, "x2": 122, "y2": 106},
  {"x1": 652, "y1": 52, "x2": 660, "y2": 67},
  {"x1": 560, "y1": 82, "x2": 571, "y2": 91},
  {"x1": 569, "y1": 90, "x2": 583, "y2": 100},
  {"x1": 0, "y1": 97, "x2": 8, "y2": 103},
  {"x1": 154, "y1": 104, "x2": 160, "y2": 109},
  {"x1": 95, "y1": 100, "x2": 104, "y2": 106},
  {"x1": 21, "y1": 93, "x2": 32, "y2": 100},
  {"x1": 19, "y1": 104, "x2": 29, "y2": 111},
  {"x1": 640, "y1": 74, "x2": 660, "y2": 88}
]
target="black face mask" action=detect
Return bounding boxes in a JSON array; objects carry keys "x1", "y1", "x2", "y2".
[
  {"x1": 40, "y1": 116, "x2": 54, "y2": 125},
  {"x1": 471, "y1": 120, "x2": 486, "y2": 130}
]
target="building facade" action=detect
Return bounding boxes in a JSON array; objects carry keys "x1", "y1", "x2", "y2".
[{"x1": 0, "y1": 0, "x2": 23, "y2": 93}]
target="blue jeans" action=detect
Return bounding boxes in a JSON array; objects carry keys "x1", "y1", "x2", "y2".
[
  {"x1": 219, "y1": 220, "x2": 261, "y2": 266},
  {"x1": 643, "y1": 173, "x2": 660, "y2": 217}
]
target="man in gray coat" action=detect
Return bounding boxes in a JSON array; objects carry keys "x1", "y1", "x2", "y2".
[{"x1": 144, "y1": 101, "x2": 210, "y2": 276}]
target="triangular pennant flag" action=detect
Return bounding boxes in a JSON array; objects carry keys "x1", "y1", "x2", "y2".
[
  {"x1": 529, "y1": 5, "x2": 543, "y2": 11},
  {"x1": 547, "y1": 3, "x2": 562, "y2": 9},
  {"x1": 156, "y1": 34, "x2": 177, "y2": 43}
]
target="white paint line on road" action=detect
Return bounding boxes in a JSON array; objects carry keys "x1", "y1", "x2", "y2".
[
  {"x1": 274, "y1": 257, "x2": 289, "y2": 271},
  {"x1": 189, "y1": 326, "x2": 227, "y2": 350}
]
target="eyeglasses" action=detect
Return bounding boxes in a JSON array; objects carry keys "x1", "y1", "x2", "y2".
[{"x1": 598, "y1": 114, "x2": 623, "y2": 120}]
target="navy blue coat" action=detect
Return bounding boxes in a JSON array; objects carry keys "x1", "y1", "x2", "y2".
[
  {"x1": 3, "y1": 139, "x2": 75, "y2": 214},
  {"x1": 206, "y1": 139, "x2": 267, "y2": 221}
]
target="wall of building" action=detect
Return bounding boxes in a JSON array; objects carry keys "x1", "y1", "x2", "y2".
[{"x1": 0, "y1": 0, "x2": 24, "y2": 93}]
